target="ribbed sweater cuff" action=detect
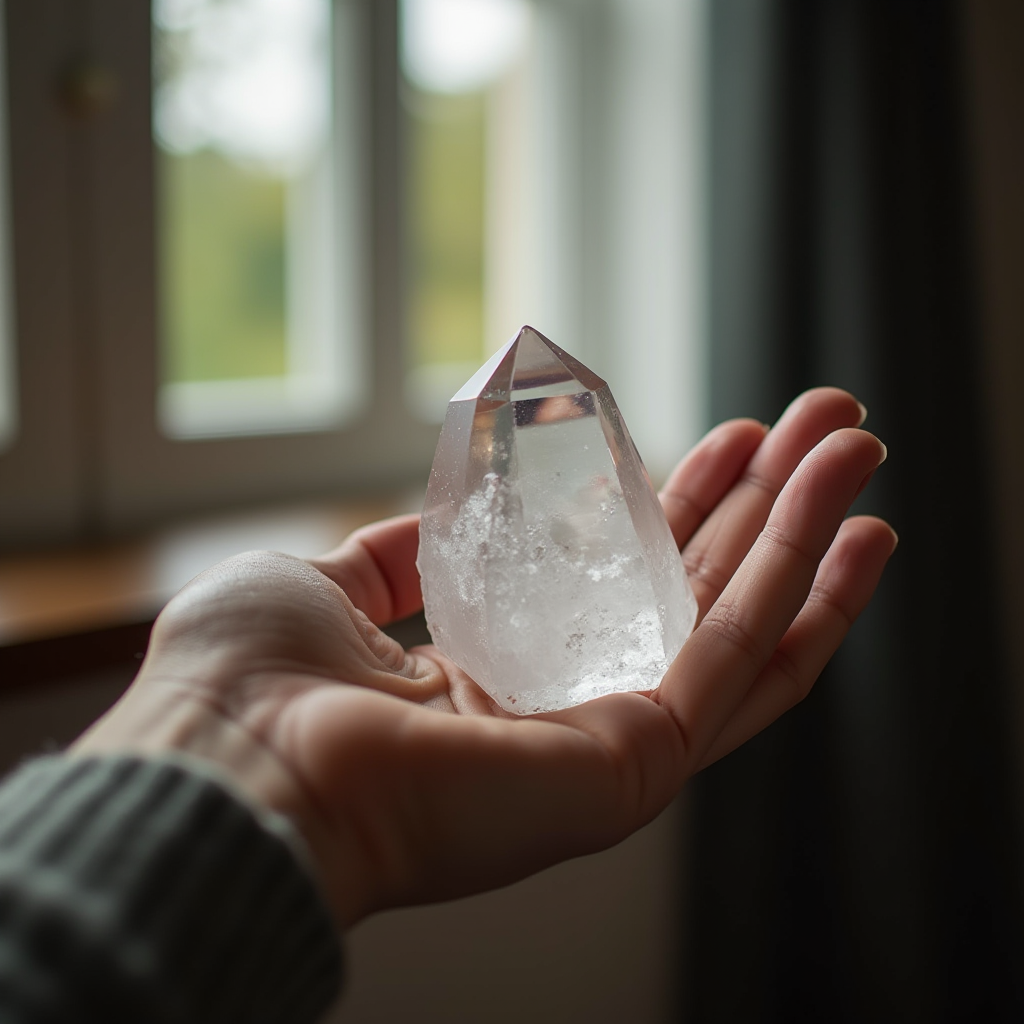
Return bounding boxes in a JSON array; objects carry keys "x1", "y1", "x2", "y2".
[{"x1": 0, "y1": 755, "x2": 342, "y2": 1024}]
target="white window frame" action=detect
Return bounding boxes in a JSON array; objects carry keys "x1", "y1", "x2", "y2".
[
  {"x1": 0, "y1": 0, "x2": 705, "y2": 547},
  {"x1": 87, "y1": 0, "x2": 437, "y2": 534}
]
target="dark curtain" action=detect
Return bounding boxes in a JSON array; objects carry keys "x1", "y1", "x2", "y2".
[{"x1": 684, "y1": 2, "x2": 1024, "y2": 1021}]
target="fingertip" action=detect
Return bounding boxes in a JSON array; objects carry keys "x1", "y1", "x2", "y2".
[
  {"x1": 853, "y1": 435, "x2": 888, "y2": 499},
  {"x1": 777, "y1": 386, "x2": 863, "y2": 426},
  {"x1": 753, "y1": 393, "x2": 873, "y2": 491},
  {"x1": 813, "y1": 425, "x2": 887, "y2": 462},
  {"x1": 830, "y1": 515, "x2": 900, "y2": 580},
  {"x1": 698, "y1": 417, "x2": 771, "y2": 451}
]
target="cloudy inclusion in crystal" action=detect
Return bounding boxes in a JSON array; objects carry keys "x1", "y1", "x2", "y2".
[{"x1": 417, "y1": 326, "x2": 697, "y2": 714}]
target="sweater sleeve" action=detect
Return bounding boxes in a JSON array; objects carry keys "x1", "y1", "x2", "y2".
[{"x1": 0, "y1": 755, "x2": 343, "y2": 1024}]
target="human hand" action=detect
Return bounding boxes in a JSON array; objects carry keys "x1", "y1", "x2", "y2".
[{"x1": 73, "y1": 388, "x2": 894, "y2": 928}]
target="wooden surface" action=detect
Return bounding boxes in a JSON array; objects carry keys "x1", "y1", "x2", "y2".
[{"x1": 0, "y1": 497, "x2": 410, "y2": 648}]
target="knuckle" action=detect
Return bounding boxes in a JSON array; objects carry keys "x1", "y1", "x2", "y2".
[
  {"x1": 739, "y1": 468, "x2": 778, "y2": 500},
  {"x1": 682, "y1": 549, "x2": 731, "y2": 596},
  {"x1": 769, "y1": 646, "x2": 812, "y2": 706},
  {"x1": 760, "y1": 521, "x2": 818, "y2": 567},
  {"x1": 661, "y1": 488, "x2": 711, "y2": 524},
  {"x1": 700, "y1": 603, "x2": 766, "y2": 670},
  {"x1": 808, "y1": 583, "x2": 856, "y2": 632}
]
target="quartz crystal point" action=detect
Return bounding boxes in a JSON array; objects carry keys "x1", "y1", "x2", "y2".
[{"x1": 417, "y1": 326, "x2": 697, "y2": 714}]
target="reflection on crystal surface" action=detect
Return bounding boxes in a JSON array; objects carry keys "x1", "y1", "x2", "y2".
[{"x1": 418, "y1": 326, "x2": 697, "y2": 714}]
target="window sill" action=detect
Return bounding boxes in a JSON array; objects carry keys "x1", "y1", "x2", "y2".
[{"x1": 0, "y1": 495, "x2": 417, "y2": 687}]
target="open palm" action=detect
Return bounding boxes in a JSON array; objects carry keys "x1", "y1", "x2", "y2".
[{"x1": 75, "y1": 388, "x2": 894, "y2": 928}]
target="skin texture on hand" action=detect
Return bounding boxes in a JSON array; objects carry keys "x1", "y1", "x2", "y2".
[{"x1": 73, "y1": 388, "x2": 896, "y2": 929}]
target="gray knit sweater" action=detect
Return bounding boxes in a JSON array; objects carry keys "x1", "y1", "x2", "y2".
[{"x1": 0, "y1": 756, "x2": 342, "y2": 1023}]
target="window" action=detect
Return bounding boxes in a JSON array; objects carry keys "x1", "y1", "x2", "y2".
[
  {"x1": 0, "y1": 0, "x2": 706, "y2": 548},
  {"x1": 154, "y1": 0, "x2": 366, "y2": 439},
  {"x1": 401, "y1": 0, "x2": 536, "y2": 420}
]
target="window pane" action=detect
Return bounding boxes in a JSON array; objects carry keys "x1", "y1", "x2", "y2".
[
  {"x1": 401, "y1": 0, "x2": 536, "y2": 420},
  {"x1": 153, "y1": 0, "x2": 364, "y2": 438},
  {"x1": 0, "y1": 0, "x2": 15, "y2": 452}
]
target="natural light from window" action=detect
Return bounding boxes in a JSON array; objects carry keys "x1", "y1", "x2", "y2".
[
  {"x1": 153, "y1": 0, "x2": 364, "y2": 438},
  {"x1": 401, "y1": 0, "x2": 538, "y2": 421}
]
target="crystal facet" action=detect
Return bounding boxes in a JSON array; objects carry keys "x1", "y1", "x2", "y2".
[{"x1": 417, "y1": 326, "x2": 698, "y2": 714}]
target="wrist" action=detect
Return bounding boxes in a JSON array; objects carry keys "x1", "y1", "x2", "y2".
[
  {"x1": 73, "y1": 679, "x2": 288, "y2": 810},
  {"x1": 71, "y1": 679, "x2": 358, "y2": 926}
]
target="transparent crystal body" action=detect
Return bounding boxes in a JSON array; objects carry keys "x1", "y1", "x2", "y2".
[{"x1": 417, "y1": 326, "x2": 698, "y2": 714}]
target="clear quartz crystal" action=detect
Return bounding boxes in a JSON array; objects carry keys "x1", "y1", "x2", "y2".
[{"x1": 417, "y1": 326, "x2": 697, "y2": 714}]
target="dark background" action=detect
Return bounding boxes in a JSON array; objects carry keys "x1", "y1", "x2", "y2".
[{"x1": 685, "y1": 2, "x2": 1024, "y2": 1021}]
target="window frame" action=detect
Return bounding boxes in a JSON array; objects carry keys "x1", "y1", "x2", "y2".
[
  {"x1": 0, "y1": 0, "x2": 707, "y2": 549},
  {"x1": 0, "y1": 0, "x2": 86, "y2": 547},
  {"x1": 0, "y1": 0, "x2": 439, "y2": 548},
  {"x1": 88, "y1": 0, "x2": 436, "y2": 535}
]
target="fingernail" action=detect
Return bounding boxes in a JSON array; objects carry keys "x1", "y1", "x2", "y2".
[
  {"x1": 888, "y1": 527, "x2": 900, "y2": 552},
  {"x1": 856, "y1": 401, "x2": 868, "y2": 426},
  {"x1": 877, "y1": 441, "x2": 888, "y2": 464},
  {"x1": 855, "y1": 468, "x2": 876, "y2": 499}
]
